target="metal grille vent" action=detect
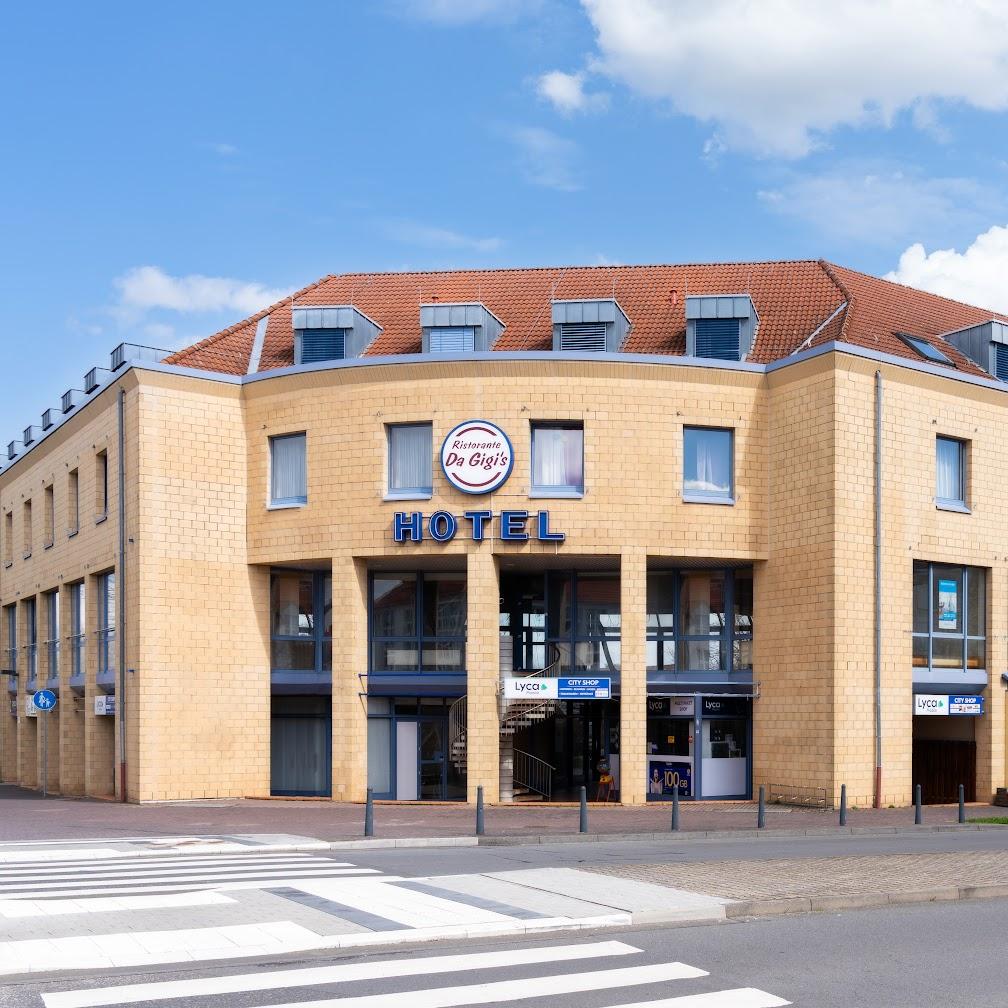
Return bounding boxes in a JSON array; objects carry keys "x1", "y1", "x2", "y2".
[
  {"x1": 83, "y1": 368, "x2": 100, "y2": 394},
  {"x1": 300, "y1": 328, "x2": 347, "y2": 364},
  {"x1": 694, "y1": 318, "x2": 741, "y2": 361},
  {"x1": 41, "y1": 410, "x2": 54, "y2": 431},
  {"x1": 995, "y1": 343, "x2": 1008, "y2": 382},
  {"x1": 558, "y1": 322, "x2": 607, "y2": 352},
  {"x1": 429, "y1": 326, "x2": 476, "y2": 353}
]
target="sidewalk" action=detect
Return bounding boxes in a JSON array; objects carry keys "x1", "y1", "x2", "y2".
[{"x1": 1, "y1": 786, "x2": 1002, "y2": 843}]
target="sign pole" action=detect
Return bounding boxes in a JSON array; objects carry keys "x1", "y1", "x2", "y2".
[{"x1": 41, "y1": 709, "x2": 47, "y2": 798}]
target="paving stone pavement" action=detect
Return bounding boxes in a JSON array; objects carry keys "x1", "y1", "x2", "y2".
[{"x1": 587, "y1": 850, "x2": 1008, "y2": 900}]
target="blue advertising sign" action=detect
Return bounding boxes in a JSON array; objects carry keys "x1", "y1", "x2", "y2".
[
  {"x1": 649, "y1": 760, "x2": 691, "y2": 798},
  {"x1": 32, "y1": 689, "x2": 57, "y2": 711},
  {"x1": 949, "y1": 695, "x2": 984, "y2": 716},
  {"x1": 557, "y1": 677, "x2": 611, "y2": 700}
]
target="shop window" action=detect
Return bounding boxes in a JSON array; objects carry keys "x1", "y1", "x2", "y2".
[
  {"x1": 912, "y1": 561, "x2": 985, "y2": 670},
  {"x1": 97, "y1": 573, "x2": 115, "y2": 675},
  {"x1": 531, "y1": 423, "x2": 584, "y2": 496},
  {"x1": 68, "y1": 468, "x2": 79, "y2": 535},
  {"x1": 269, "y1": 433, "x2": 307, "y2": 507},
  {"x1": 544, "y1": 571, "x2": 620, "y2": 674},
  {"x1": 387, "y1": 423, "x2": 433, "y2": 498},
  {"x1": 370, "y1": 572, "x2": 466, "y2": 674},
  {"x1": 935, "y1": 436, "x2": 967, "y2": 511},
  {"x1": 646, "y1": 568, "x2": 753, "y2": 674},
  {"x1": 270, "y1": 571, "x2": 332, "y2": 674},
  {"x1": 683, "y1": 427, "x2": 734, "y2": 504}
]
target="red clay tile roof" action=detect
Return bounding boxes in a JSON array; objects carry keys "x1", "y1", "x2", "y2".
[{"x1": 162, "y1": 260, "x2": 1008, "y2": 379}]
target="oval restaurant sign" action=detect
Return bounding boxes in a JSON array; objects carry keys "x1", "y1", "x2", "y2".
[{"x1": 440, "y1": 420, "x2": 513, "y2": 494}]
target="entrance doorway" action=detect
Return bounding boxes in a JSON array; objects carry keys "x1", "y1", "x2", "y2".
[
  {"x1": 270, "y1": 695, "x2": 331, "y2": 797},
  {"x1": 912, "y1": 709, "x2": 977, "y2": 804}
]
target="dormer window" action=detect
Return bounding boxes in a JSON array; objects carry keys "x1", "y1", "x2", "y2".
[
  {"x1": 942, "y1": 319, "x2": 1008, "y2": 381},
  {"x1": 686, "y1": 295, "x2": 758, "y2": 362},
  {"x1": 421, "y1": 304, "x2": 502, "y2": 354},
  {"x1": 291, "y1": 306, "x2": 381, "y2": 365},
  {"x1": 551, "y1": 300, "x2": 630, "y2": 353}
]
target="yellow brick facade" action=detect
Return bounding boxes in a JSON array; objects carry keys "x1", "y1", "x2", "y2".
[{"x1": 0, "y1": 350, "x2": 1004, "y2": 805}]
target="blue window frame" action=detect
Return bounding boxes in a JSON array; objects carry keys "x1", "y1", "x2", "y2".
[
  {"x1": 369, "y1": 573, "x2": 466, "y2": 675},
  {"x1": 694, "y1": 318, "x2": 741, "y2": 361},
  {"x1": 24, "y1": 597, "x2": 37, "y2": 690},
  {"x1": 387, "y1": 423, "x2": 433, "y2": 497},
  {"x1": 4, "y1": 604, "x2": 16, "y2": 694},
  {"x1": 45, "y1": 590, "x2": 59, "y2": 688},
  {"x1": 270, "y1": 571, "x2": 332, "y2": 681},
  {"x1": 97, "y1": 573, "x2": 115, "y2": 680},
  {"x1": 69, "y1": 582, "x2": 85, "y2": 689},
  {"x1": 647, "y1": 568, "x2": 753, "y2": 675},
  {"x1": 683, "y1": 427, "x2": 734, "y2": 504},
  {"x1": 912, "y1": 562, "x2": 985, "y2": 672},
  {"x1": 935, "y1": 436, "x2": 966, "y2": 510}
]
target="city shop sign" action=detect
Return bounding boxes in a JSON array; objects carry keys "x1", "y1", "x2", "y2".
[
  {"x1": 394, "y1": 509, "x2": 564, "y2": 543},
  {"x1": 441, "y1": 420, "x2": 513, "y2": 495}
]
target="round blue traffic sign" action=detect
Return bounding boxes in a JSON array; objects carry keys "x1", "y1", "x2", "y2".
[{"x1": 32, "y1": 689, "x2": 57, "y2": 711}]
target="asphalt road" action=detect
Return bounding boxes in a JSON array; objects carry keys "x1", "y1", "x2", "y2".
[
  {"x1": 325, "y1": 825, "x2": 1008, "y2": 877},
  {"x1": 6, "y1": 898, "x2": 1006, "y2": 1007}
]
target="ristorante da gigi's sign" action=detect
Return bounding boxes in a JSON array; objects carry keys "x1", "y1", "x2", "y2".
[{"x1": 393, "y1": 418, "x2": 566, "y2": 544}]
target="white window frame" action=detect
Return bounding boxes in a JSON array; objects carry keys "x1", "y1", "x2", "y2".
[
  {"x1": 935, "y1": 435, "x2": 968, "y2": 513},
  {"x1": 385, "y1": 422, "x2": 433, "y2": 501},
  {"x1": 682, "y1": 426, "x2": 735, "y2": 505},
  {"x1": 268, "y1": 432, "x2": 308, "y2": 509},
  {"x1": 529, "y1": 422, "x2": 585, "y2": 498}
]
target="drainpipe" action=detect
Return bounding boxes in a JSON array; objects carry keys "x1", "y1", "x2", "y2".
[
  {"x1": 118, "y1": 387, "x2": 127, "y2": 802},
  {"x1": 873, "y1": 370, "x2": 883, "y2": 808}
]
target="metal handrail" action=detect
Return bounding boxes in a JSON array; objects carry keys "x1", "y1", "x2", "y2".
[
  {"x1": 514, "y1": 748, "x2": 554, "y2": 800},
  {"x1": 448, "y1": 694, "x2": 467, "y2": 771},
  {"x1": 501, "y1": 643, "x2": 561, "y2": 731}
]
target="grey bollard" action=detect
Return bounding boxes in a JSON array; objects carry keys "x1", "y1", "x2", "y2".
[
  {"x1": 914, "y1": 784, "x2": 922, "y2": 825},
  {"x1": 757, "y1": 785, "x2": 766, "y2": 829},
  {"x1": 958, "y1": 784, "x2": 965, "y2": 825},
  {"x1": 476, "y1": 785, "x2": 485, "y2": 836},
  {"x1": 579, "y1": 786, "x2": 588, "y2": 834},
  {"x1": 839, "y1": 784, "x2": 847, "y2": 827},
  {"x1": 364, "y1": 787, "x2": 374, "y2": 837},
  {"x1": 671, "y1": 788, "x2": 680, "y2": 832}
]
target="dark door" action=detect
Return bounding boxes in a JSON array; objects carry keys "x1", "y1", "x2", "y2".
[
  {"x1": 913, "y1": 739, "x2": 976, "y2": 804},
  {"x1": 418, "y1": 717, "x2": 447, "y2": 800}
]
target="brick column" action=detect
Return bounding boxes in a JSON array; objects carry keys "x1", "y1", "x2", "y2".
[
  {"x1": 17, "y1": 599, "x2": 38, "y2": 788},
  {"x1": 620, "y1": 548, "x2": 647, "y2": 805},
  {"x1": 58, "y1": 583, "x2": 85, "y2": 796},
  {"x1": 978, "y1": 564, "x2": 1006, "y2": 801},
  {"x1": 38, "y1": 594, "x2": 59, "y2": 794},
  {"x1": 331, "y1": 556, "x2": 368, "y2": 802},
  {"x1": 466, "y1": 546, "x2": 500, "y2": 803}
]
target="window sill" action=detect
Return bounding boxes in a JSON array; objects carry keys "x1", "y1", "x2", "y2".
[
  {"x1": 682, "y1": 493, "x2": 736, "y2": 506},
  {"x1": 529, "y1": 489, "x2": 584, "y2": 499},
  {"x1": 935, "y1": 499, "x2": 971, "y2": 514},
  {"x1": 267, "y1": 500, "x2": 307, "y2": 511},
  {"x1": 22, "y1": 552, "x2": 31, "y2": 561},
  {"x1": 94, "y1": 513, "x2": 108, "y2": 526},
  {"x1": 384, "y1": 491, "x2": 433, "y2": 502},
  {"x1": 3, "y1": 562, "x2": 11, "y2": 570},
  {"x1": 43, "y1": 541, "x2": 54, "y2": 551},
  {"x1": 67, "y1": 528, "x2": 79, "y2": 539}
]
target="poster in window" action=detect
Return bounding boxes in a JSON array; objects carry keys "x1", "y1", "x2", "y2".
[
  {"x1": 648, "y1": 760, "x2": 691, "y2": 797},
  {"x1": 938, "y1": 579, "x2": 958, "y2": 631}
]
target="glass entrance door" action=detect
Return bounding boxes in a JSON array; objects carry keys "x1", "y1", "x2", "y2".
[{"x1": 418, "y1": 717, "x2": 447, "y2": 800}]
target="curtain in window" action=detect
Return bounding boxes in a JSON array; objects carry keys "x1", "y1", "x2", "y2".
[
  {"x1": 936, "y1": 437, "x2": 962, "y2": 501},
  {"x1": 271, "y1": 434, "x2": 307, "y2": 503},
  {"x1": 684, "y1": 428, "x2": 731, "y2": 495},
  {"x1": 532, "y1": 426, "x2": 583, "y2": 490},
  {"x1": 389, "y1": 425, "x2": 432, "y2": 492}
]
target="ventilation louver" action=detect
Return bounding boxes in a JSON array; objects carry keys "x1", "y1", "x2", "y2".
[
  {"x1": 694, "y1": 318, "x2": 741, "y2": 361},
  {"x1": 558, "y1": 322, "x2": 608, "y2": 352}
]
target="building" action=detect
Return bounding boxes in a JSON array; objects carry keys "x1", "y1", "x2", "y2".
[{"x1": 0, "y1": 260, "x2": 1005, "y2": 807}]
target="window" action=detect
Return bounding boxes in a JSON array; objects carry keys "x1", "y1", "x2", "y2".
[
  {"x1": 647, "y1": 568, "x2": 753, "y2": 674},
  {"x1": 98, "y1": 572, "x2": 115, "y2": 676},
  {"x1": 269, "y1": 433, "x2": 307, "y2": 507},
  {"x1": 43, "y1": 485, "x2": 54, "y2": 548},
  {"x1": 270, "y1": 571, "x2": 331, "y2": 674},
  {"x1": 24, "y1": 598, "x2": 37, "y2": 686},
  {"x1": 3, "y1": 512, "x2": 11, "y2": 566},
  {"x1": 694, "y1": 318, "x2": 741, "y2": 361},
  {"x1": 45, "y1": 590, "x2": 59, "y2": 683},
  {"x1": 387, "y1": 423, "x2": 433, "y2": 497},
  {"x1": 4, "y1": 605, "x2": 15, "y2": 679},
  {"x1": 935, "y1": 436, "x2": 966, "y2": 510},
  {"x1": 370, "y1": 572, "x2": 466, "y2": 674},
  {"x1": 995, "y1": 343, "x2": 1008, "y2": 382},
  {"x1": 683, "y1": 427, "x2": 734, "y2": 503},
  {"x1": 912, "y1": 561, "x2": 985, "y2": 671},
  {"x1": 69, "y1": 582, "x2": 85, "y2": 682},
  {"x1": 531, "y1": 423, "x2": 584, "y2": 496},
  {"x1": 96, "y1": 450, "x2": 108, "y2": 519},
  {"x1": 22, "y1": 500, "x2": 32, "y2": 559},
  {"x1": 429, "y1": 327, "x2": 476, "y2": 353},
  {"x1": 300, "y1": 329, "x2": 346, "y2": 363},
  {"x1": 68, "y1": 469, "x2": 79, "y2": 535},
  {"x1": 898, "y1": 333, "x2": 953, "y2": 366}
]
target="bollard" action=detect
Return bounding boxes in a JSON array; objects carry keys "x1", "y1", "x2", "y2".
[
  {"x1": 671, "y1": 788, "x2": 680, "y2": 832},
  {"x1": 958, "y1": 784, "x2": 965, "y2": 825},
  {"x1": 757, "y1": 785, "x2": 766, "y2": 829},
  {"x1": 914, "y1": 784, "x2": 922, "y2": 825},
  {"x1": 476, "y1": 785, "x2": 485, "y2": 836},
  {"x1": 579, "y1": 786, "x2": 588, "y2": 834},
  {"x1": 364, "y1": 787, "x2": 374, "y2": 837},
  {"x1": 839, "y1": 784, "x2": 847, "y2": 827}
]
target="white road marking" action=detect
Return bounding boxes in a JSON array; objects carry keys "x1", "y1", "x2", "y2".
[
  {"x1": 619, "y1": 991, "x2": 791, "y2": 1007},
  {"x1": 254, "y1": 963, "x2": 709, "y2": 1008},
  {"x1": 0, "y1": 890, "x2": 234, "y2": 918},
  {"x1": 0, "y1": 856, "x2": 339, "y2": 878},
  {"x1": 41, "y1": 940, "x2": 643, "y2": 1008}
]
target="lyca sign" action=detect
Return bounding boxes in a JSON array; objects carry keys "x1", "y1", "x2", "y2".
[
  {"x1": 504, "y1": 677, "x2": 611, "y2": 700},
  {"x1": 394, "y1": 509, "x2": 564, "y2": 543},
  {"x1": 914, "y1": 694, "x2": 984, "y2": 716}
]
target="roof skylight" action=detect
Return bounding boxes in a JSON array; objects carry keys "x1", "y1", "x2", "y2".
[{"x1": 898, "y1": 333, "x2": 953, "y2": 366}]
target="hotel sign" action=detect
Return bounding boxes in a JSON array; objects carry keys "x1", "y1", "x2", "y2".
[{"x1": 441, "y1": 420, "x2": 513, "y2": 495}]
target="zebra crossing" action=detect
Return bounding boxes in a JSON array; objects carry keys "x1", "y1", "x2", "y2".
[{"x1": 38, "y1": 939, "x2": 791, "y2": 1008}]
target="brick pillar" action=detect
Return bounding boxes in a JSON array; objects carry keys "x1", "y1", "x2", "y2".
[
  {"x1": 466, "y1": 547, "x2": 500, "y2": 803},
  {"x1": 978, "y1": 564, "x2": 1006, "y2": 801},
  {"x1": 58, "y1": 583, "x2": 85, "y2": 796},
  {"x1": 620, "y1": 548, "x2": 647, "y2": 805},
  {"x1": 38, "y1": 594, "x2": 59, "y2": 794},
  {"x1": 17, "y1": 599, "x2": 38, "y2": 788},
  {"x1": 331, "y1": 555, "x2": 368, "y2": 802}
]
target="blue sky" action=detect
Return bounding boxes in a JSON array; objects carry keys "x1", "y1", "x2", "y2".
[{"x1": 2, "y1": 0, "x2": 1008, "y2": 438}]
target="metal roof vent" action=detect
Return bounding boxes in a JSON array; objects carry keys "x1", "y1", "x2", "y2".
[
  {"x1": 83, "y1": 367, "x2": 111, "y2": 394},
  {"x1": 62, "y1": 389, "x2": 84, "y2": 414},
  {"x1": 291, "y1": 305, "x2": 381, "y2": 364},
  {"x1": 420, "y1": 303, "x2": 503, "y2": 354},
  {"x1": 551, "y1": 300, "x2": 630, "y2": 353},
  {"x1": 41, "y1": 409, "x2": 55, "y2": 431},
  {"x1": 686, "y1": 295, "x2": 759, "y2": 362},
  {"x1": 22, "y1": 426, "x2": 40, "y2": 447},
  {"x1": 7, "y1": 441, "x2": 20, "y2": 461},
  {"x1": 111, "y1": 342, "x2": 171, "y2": 370}
]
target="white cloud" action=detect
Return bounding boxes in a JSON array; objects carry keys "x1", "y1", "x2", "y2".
[
  {"x1": 576, "y1": 0, "x2": 1008, "y2": 156},
  {"x1": 114, "y1": 266, "x2": 290, "y2": 315},
  {"x1": 383, "y1": 219, "x2": 503, "y2": 252},
  {"x1": 398, "y1": 0, "x2": 538, "y2": 24},
  {"x1": 506, "y1": 126, "x2": 582, "y2": 191},
  {"x1": 536, "y1": 70, "x2": 608, "y2": 114},
  {"x1": 211, "y1": 142, "x2": 238, "y2": 156},
  {"x1": 757, "y1": 166, "x2": 996, "y2": 244},
  {"x1": 886, "y1": 225, "x2": 1008, "y2": 313}
]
